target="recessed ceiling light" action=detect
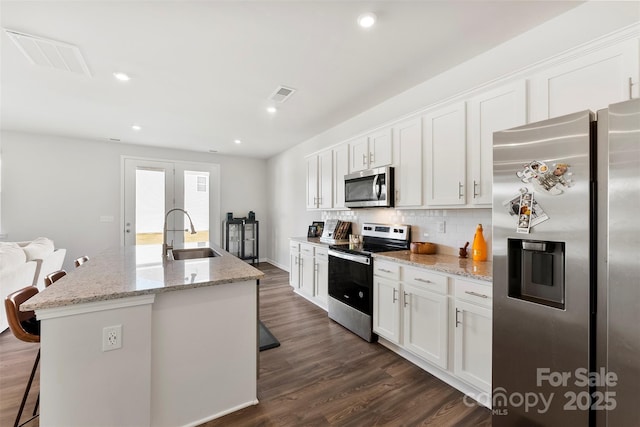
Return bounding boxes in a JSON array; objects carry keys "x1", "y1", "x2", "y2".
[
  {"x1": 208, "y1": 149, "x2": 218, "y2": 153},
  {"x1": 234, "y1": 139, "x2": 242, "y2": 144},
  {"x1": 113, "y1": 72, "x2": 131, "y2": 81},
  {"x1": 266, "y1": 106, "x2": 277, "y2": 114},
  {"x1": 357, "y1": 12, "x2": 377, "y2": 28},
  {"x1": 132, "y1": 124, "x2": 141, "y2": 131}
]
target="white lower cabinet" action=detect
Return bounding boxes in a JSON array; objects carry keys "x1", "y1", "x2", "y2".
[
  {"x1": 373, "y1": 276, "x2": 401, "y2": 344},
  {"x1": 454, "y1": 279, "x2": 493, "y2": 394},
  {"x1": 289, "y1": 241, "x2": 299, "y2": 289},
  {"x1": 314, "y1": 248, "x2": 329, "y2": 307},
  {"x1": 373, "y1": 258, "x2": 492, "y2": 401},
  {"x1": 373, "y1": 264, "x2": 450, "y2": 368},
  {"x1": 403, "y1": 283, "x2": 448, "y2": 369},
  {"x1": 291, "y1": 241, "x2": 329, "y2": 310},
  {"x1": 454, "y1": 300, "x2": 492, "y2": 393}
]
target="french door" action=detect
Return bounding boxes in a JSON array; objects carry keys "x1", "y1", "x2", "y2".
[{"x1": 122, "y1": 157, "x2": 220, "y2": 248}]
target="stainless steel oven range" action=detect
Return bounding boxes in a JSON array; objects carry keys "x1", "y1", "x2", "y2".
[{"x1": 328, "y1": 223, "x2": 410, "y2": 342}]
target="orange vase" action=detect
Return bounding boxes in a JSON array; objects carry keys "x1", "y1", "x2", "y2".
[{"x1": 472, "y1": 224, "x2": 487, "y2": 262}]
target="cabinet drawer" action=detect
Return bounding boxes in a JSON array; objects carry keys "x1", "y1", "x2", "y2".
[
  {"x1": 290, "y1": 241, "x2": 299, "y2": 252},
  {"x1": 300, "y1": 244, "x2": 315, "y2": 256},
  {"x1": 374, "y1": 260, "x2": 400, "y2": 280},
  {"x1": 315, "y1": 247, "x2": 329, "y2": 261},
  {"x1": 455, "y1": 279, "x2": 492, "y2": 308},
  {"x1": 403, "y1": 266, "x2": 448, "y2": 295}
]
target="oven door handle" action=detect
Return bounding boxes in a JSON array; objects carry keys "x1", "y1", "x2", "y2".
[{"x1": 328, "y1": 249, "x2": 371, "y2": 265}]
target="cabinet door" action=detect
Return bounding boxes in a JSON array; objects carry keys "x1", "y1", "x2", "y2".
[
  {"x1": 369, "y1": 128, "x2": 393, "y2": 168},
  {"x1": 424, "y1": 102, "x2": 467, "y2": 206},
  {"x1": 299, "y1": 253, "x2": 315, "y2": 297},
  {"x1": 318, "y1": 150, "x2": 333, "y2": 209},
  {"x1": 373, "y1": 277, "x2": 401, "y2": 344},
  {"x1": 468, "y1": 81, "x2": 527, "y2": 205},
  {"x1": 530, "y1": 38, "x2": 639, "y2": 122},
  {"x1": 333, "y1": 144, "x2": 349, "y2": 209},
  {"x1": 393, "y1": 118, "x2": 422, "y2": 207},
  {"x1": 289, "y1": 244, "x2": 299, "y2": 289},
  {"x1": 349, "y1": 136, "x2": 369, "y2": 172},
  {"x1": 305, "y1": 156, "x2": 319, "y2": 209},
  {"x1": 402, "y1": 283, "x2": 449, "y2": 369},
  {"x1": 454, "y1": 300, "x2": 492, "y2": 393},
  {"x1": 315, "y1": 250, "x2": 329, "y2": 307}
]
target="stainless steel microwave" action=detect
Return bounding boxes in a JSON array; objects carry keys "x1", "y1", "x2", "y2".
[{"x1": 344, "y1": 166, "x2": 394, "y2": 208}]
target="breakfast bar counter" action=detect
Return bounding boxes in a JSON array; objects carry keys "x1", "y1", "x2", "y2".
[{"x1": 25, "y1": 243, "x2": 264, "y2": 427}]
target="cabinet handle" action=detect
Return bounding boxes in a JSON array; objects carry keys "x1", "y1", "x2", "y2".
[
  {"x1": 455, "y1": 308, "x2": 462, "y2": 327},
  {"x1": 473, "y1": 180, "x2": 479, "y2": 198},
  {"x1": 294, "y1": 257, "x2": 298, "y2": 265},
  {"x1": 403, "y1": 292, "x2": 409, "y2": 307},
  {"x1": 415, "y1": 278, "x2": 432, "y2": 284},
  {"x1": 392, "y1": 288, "x2": 398, "y2": 303},
  {"x1": 362, "y1": 153, "x2": 367, "y2": 166},
  {"x1": 458, "y1": 182, "x2": 464, "y2": 199},
  {"x1": 369, "y1": 152, "x2": 374, "y2": 164},
  {"x1": 396, "y1": 189, "x2": 399, "y2": 202},
  {"x1": 379, "y1": 268, "x2": 392, "y2": 273},
  {"x1": 629, "y1": 77, "x2": 634, "y2": 99},
  {"x1": 464, "y1": 290, "x2": 489, "y2": 299}
]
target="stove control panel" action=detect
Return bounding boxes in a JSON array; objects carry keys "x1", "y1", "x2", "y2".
[{"x1": 361, "y1": 223, "x2": 410, "y2": 241}]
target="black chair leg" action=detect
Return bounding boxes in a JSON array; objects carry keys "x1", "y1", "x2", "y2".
[
  {"x1": 33, "y1": 393, "x2": 39, "y2": 416},
  {"x1": 14, "y1": 349, "x2": 40, "y2": 427}
]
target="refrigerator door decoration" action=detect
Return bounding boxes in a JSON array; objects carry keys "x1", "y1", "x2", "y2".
[
  {"x1": 516, "y1": 160, "x2": 573, "y2": 195},
  {"x1": 503, "y1": 188, "x2": 550, "y2": 231},
  {"x1": 516, "y1": 192, "x2": 534, "y2": 233}
]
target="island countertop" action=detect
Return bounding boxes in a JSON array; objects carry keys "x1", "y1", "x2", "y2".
[{"x1": 23, "y1": 243, "x2": 264, "y2": 311}]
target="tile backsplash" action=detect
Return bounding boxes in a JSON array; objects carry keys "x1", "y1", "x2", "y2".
[{"x1": 322, "y1": 208, "x2": 492, "y2": 258}]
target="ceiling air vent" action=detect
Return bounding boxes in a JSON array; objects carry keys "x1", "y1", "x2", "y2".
[
  {"x1": 4, "y1": 29, "x2": 92, "y2": 77},
  {"x1": 269, "y1": 86, "x2": 296, "y2": 103}
]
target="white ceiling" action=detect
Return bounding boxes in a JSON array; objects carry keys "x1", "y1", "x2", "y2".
[{"x1": 1, "y1": 1, "x2": 583, "y2": 159}]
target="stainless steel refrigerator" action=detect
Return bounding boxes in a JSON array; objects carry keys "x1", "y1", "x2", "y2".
[{"x1": 492, "y1": 98, "x2": 639, "y2": 426}]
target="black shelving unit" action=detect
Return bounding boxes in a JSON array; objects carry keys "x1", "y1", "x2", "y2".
[{"x1": 224, "y1": 219, "x2": 259, "y2": 264}]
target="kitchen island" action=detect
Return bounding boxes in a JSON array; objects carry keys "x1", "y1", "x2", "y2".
[{"x1": 22, "y1": 243, "x2": 264, "y2": 427}]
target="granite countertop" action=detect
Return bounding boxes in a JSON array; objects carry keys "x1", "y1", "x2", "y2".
[
  {"x1": 290, "y1": 237, "x2": 331, "y2": 247},
  {"x1": 373, "y1": 251, "x2": 492, "y2": 282},
  {"x1": 23, "y1": 243, "x2": 264, "y2": 311}
]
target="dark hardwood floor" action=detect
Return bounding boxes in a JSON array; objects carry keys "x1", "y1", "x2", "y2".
[{"x1": 0, "y1": 263, "x2": 491, "y2": 426}]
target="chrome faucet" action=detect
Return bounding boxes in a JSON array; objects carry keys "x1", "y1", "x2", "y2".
[{"x1": 163, "y1": 208, "x2": 197, "y2": 258}]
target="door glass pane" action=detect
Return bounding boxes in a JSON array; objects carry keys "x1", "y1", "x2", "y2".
[
  {"x1": 135, "y1": 169, "x2": 165, "y2": 245},
  {"x1": 184, "y1": 170, "x2": 209, "y2": 243}
]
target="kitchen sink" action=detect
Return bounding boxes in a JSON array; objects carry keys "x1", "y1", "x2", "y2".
[{"x1": 171, "y1": 247, "x2": 219, "y2": 260}]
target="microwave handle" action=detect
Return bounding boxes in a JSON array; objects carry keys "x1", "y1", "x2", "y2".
[{"x1": 372, "y1": 174, "x2": 382, "y2": 200}]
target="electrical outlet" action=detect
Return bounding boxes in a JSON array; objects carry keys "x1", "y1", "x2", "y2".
[
  {"x1": 437, "y1": 221, "x2": 446, "y2": 233},
  {"x1": 102, "y1": 325, "x2": 122, "y2": 351}
]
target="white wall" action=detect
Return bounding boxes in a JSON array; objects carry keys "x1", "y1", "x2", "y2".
[
  {"x1": 266, "y1": 2, "x2": 640, "y2": 269},
  {"x1": 0, "y1": 130, "x2": 268, "y2": 270}
]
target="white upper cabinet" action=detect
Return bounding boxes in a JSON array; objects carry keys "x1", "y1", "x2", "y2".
[
  {"x1": 393, "y1": 118, "x2": 422, "y2": 207},
  {"x1": 468, "y1": 81, "x2": 528, "y2": 205},
  {"x1": 333, "y1": 144, "x2": 349, "y2": 209},
  {"x1": 424, "y1": 102, "x2": 467, "y2": 206},
  {"x1": 349, "y1": 128, "x2": 393, "y2": 172},
  {"x1": 305, "y1": 155, "x2": 319, "y2": 209},
  {"x1": 318, "y1": 150, "x2": 333, "y2": 209},
  {"x1": 306, "y1": 150, "x2": 333, "y2": 210},
  {"x1": 530, "y1": 38, "x2": 639, "y2": 122}
]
